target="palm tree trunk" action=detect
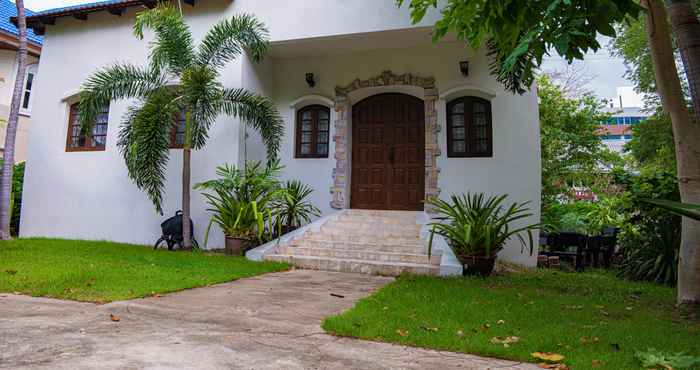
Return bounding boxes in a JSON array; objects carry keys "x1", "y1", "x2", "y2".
[
  {"x1": 645, "y1": 0, "x2": 700, "y2": 306},
  {"x1": 667, "y1": 0, "x2": 700, "y2": 122},
  {"x1": 0, "y1": 0, "x2": 28, "y2": 239},
  {"x1": 181, "y1": 111, "x2": 192, "y2": 249}
]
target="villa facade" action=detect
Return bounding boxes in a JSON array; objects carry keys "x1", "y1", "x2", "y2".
[{"x1": 17, "y1": 0, "x2": 541, "y2": 266}]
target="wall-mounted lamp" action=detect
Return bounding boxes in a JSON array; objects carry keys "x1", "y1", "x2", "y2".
[
  {"x1": 305, "y1": 73, "x2": 316, "y2": 88},
  {"x1": 459, "y1": 60, "x2": 469, "y2": 77}
]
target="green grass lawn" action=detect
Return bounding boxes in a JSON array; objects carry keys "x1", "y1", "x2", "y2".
[
  {"x1": 323, "y1": 270, "x2": 699, "y2": 369},
  {"x1": 0, "y1": 238, "x2": 288, "y2": 302}
]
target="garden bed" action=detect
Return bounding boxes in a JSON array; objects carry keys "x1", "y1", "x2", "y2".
[
  {"x1": 323, "y1": 270, "x2": 699, "y2": 369},
  {"x1": 0, "y1": 238, "x2": 288, "y2": 302}
]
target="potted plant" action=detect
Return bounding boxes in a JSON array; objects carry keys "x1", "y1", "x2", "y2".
[
  {"x1": 273, "y1": 180, "x2": 321, "y2": 235},
  {"x1": 195, "y1": 161, "x2": 283, "y2": 255},
  {"x1": 427, "y1": 192, "x2": 542, "y2": 276}
]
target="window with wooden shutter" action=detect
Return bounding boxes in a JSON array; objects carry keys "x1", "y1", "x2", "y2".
[
  {"x1": 295, "y1": 105, "x2": 330, "y2": 158},
  {"x1": 446, "y1": 97, "x2": 492, "y2": 158}
]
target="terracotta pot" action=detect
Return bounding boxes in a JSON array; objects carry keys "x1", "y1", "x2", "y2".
[
  {"x1": 280, "y1": 225, "x2": 298, "y2": 235},
  {"x1": 224, "y1": 236, "x2": 247, "y2": 256},
  {"x1": 458, "y1": 255, "x2": 497, "y2": 277}
]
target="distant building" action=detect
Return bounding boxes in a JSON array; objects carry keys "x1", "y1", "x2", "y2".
[
  {"x1": 598, "y1": 87, "x2": 651, "y2": 153},
  {"x1": 0, "y1": 0, "x2": 43, "y2": 162}
]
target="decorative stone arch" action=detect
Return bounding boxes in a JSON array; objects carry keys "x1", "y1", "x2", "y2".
[{"x1": 330, "y1": 70, "x2": 440, "y2": 210}]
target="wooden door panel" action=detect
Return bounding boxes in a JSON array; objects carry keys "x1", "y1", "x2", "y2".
[{"x1": 351, "y1": 93, "x2": 424, "y2": 210}]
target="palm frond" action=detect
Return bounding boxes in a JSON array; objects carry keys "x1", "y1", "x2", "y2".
[
  {"x1": 117, "y1": 88, "x2": 178, "y2": 214},
  {"x1": 78, "y1": 63, "x2": 165, "y2": 132},
  {"x1": 218, "y1": 88, "x2": 284, "y2": 160},
  {"x1": 133, "y1": 2, "x2": 195, "y2": 75},
  {"x1": 197, "y1": 13, "x2": 270, "y2": 68}
]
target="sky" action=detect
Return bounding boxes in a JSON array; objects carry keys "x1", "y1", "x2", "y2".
[{"x1": 23, "y1": 0, "x2": 637, "y2": 105}]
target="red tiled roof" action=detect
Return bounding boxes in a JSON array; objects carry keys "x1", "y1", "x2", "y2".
[{"x1": 596, "y1": 124, "x2": 632, "y2": 136}]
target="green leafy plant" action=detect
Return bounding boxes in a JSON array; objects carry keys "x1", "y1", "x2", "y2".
[
  {"x1": 274, "y1": 180, "x2": 321, "y2": 229},
  {"x1": 426, "y1": 192, "x2": 541, "y2": 259},
  {"x1": 195, "y1": 161, "x2": 283, "y2": 247},
  {"x1": 636, "y1": 348, "x2": 700, "y2": 370}
]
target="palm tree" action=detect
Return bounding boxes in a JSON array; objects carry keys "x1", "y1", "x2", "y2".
[
  {"x1": 77, "y1": 3, "x2": 283, "y2": 249},
  {"x1": 0, "y1": 0, "x2": 29, "y2": 240}
]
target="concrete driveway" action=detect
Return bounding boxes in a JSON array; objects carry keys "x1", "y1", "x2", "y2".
[{"x1": 0, "y1": 270, "x2": 537, "y2": 369}]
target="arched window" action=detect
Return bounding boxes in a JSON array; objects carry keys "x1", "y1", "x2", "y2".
[
  {"x1": 446, "y1": 96, "x2": 492, "y2": 157},
  {"x1": 295, "y1": 105, "x2": 330, "y2": 158},
  {"x1": 65, "y1": 102, "x2": 110, "y2": 152}
]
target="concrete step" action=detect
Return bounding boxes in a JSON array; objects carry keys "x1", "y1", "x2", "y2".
[
  {"x1": 316, "y1": 227, "x2": 420, "y2": 239},
  {"x1": 289, "y1": 239, "x2": 426, "y2": 254},
  {"x1": 302, "y1": 233, "x2": 423, "y2": 247},
  {"x1": 264, "y1": 254, "x2": 440, "y2": 276},
  {"x1": 333, "y1": 215, "x2": 419, "y2": 225},
  {"x1": 323, "y1": 220, "x2": 421, "y2": 233},
  {"x1": 277, "y1": 246, "x2": 440, "y2": 265}
]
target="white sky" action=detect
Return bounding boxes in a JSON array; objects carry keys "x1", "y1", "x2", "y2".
[{"x1": 24, "y1": 0, "x2": 635, "y2": 103}]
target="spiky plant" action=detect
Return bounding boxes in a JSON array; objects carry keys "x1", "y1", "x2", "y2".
[
  {"x1": 275, "y1": 180, "x2": 321, "y2": 229},
  {"x1": 427, "y1": 192, "x2": 541, "y2": 261},
  {"x1": 77, "y1": 3, "x2": 283, "y2": 248}
]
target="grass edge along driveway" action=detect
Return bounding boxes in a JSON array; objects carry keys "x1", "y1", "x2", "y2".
[
  {"x1": 323, "y1": 270, "x2": 699, "y2": 369},
  {"x1": 0, "y1": 238, "x2": 288, "y2": 303}
]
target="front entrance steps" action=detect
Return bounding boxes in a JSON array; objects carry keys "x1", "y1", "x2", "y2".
[{"x1": 264, "y1": 209, "x2": 441, "y2": 276}]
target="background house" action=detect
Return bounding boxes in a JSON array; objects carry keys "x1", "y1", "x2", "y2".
[
  {"x1": 0, "y1": 0, "x2": 42, "y2": 163},
  {"x1": 598, "y1": 86, "x2": 651, "y2": 153}
]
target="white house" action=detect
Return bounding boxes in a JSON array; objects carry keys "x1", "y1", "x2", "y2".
[
  {"x1": 17, "y1": 0, "x2": 541, "y2": 268},
  {"x1": 0, "y1": 0, "x2": 42, "y2": 163}
]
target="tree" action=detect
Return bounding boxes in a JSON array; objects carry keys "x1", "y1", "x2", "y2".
[
  {"x1": 78, "y1": 3, "x2": 283, "y2": 249},
  {"x1": 0, "y1": 0, "x2": 28, "y2": 239},
  {"x1": 643, "y1": 0, "x2": 700, "y2": 306},
  {"x1": 398, "y1": 0, "x2": 700, "y2": 305},
  {"x1": 538, "y1": 75, "x2": 614, "y2": 205},
  {"x1": 543, "y1": 64, "x2": 596, "y2": 98},
  {"x1": 667, "y1": 0, "x2": 700, "y2": 123},
  {"x1": 625, "y1": 114, "x2": 676, "y2": 170}
]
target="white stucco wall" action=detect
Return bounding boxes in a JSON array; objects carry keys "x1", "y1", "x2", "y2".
[{"x1": 21, "y1": 0, "x2": 540, "y2": 265}]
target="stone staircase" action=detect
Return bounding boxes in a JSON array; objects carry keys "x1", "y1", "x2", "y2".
[{"x1": 264, "y1": 209, "x2": 441, "y2": 276}]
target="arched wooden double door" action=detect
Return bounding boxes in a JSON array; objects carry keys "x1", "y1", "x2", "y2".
[{"x1": 351, "y1": 93, "x2": 425, "y2": 210}]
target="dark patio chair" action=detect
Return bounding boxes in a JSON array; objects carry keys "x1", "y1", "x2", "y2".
[
  {"x1": 541, "y1": 231, "x2": 588, "y2": 272},
  {"x1": 599, "y1": 227, "x2": 619, "y2": 268}
]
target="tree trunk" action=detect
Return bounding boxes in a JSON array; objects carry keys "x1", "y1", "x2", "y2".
[
  {"x1": 667, "y1": 0, "x2": 700, "y2": 123},
  {"x1": 0, "y1": 0, "x2": 28, "y2": 239},
  {"x1": 181, "y1": 111, "x2": 192, "y2": 249},
  {"x1": 645, "y1": 0, "x2": 700, "y2": 306}
]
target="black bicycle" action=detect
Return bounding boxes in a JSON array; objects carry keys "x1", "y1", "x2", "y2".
[{"x1": 154, "y1": 211, "x2": 199, "y2": 250}]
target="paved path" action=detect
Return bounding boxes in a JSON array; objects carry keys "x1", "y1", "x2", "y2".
[{"x1": 0, "y1": 270, "x2": 537, "y2": 369}]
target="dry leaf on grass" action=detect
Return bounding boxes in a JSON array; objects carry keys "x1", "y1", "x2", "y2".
[
  {"x1": 537, "y1": 363, "x2": 570, "y2": 370},
  {"x1": 109, "y1": 314, "x2": 120, "y2": 322},
  {"x1": 396, "y1": 329, "x2": 409, "y2": 337},
  {"x1": 420, "y1": 326, "x2": 439, "y2": 332},
  {"x1": 532, "y1": 352, "x2": 565, "y2": 362},
  {"x1": 491, "y1": 336, "x2": 520, "y2": 347}
]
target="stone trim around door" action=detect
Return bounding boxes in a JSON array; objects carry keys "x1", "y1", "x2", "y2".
[{"x1": 330, "y1": 70, "x2": 441, "y2": 211}]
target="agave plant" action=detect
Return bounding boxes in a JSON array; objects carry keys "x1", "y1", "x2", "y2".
[
  {"x1": 274, "y1": 180, "x2": 321, "y2": 230},
  {"x1": 195, "y1": 161, "x2": 284, "y2": 247},
  {"x1": 427, "y1": 192, "x2": 541, "y2": 260}
]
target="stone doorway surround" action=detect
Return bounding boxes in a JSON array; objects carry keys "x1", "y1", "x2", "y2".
[{"x1": 330, "y1": 70, "x2": 440, "y2": 210}]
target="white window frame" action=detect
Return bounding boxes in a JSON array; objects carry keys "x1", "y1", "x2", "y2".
[{"x1": 20, "y1": 64, "x2": 38, "y2": 115}]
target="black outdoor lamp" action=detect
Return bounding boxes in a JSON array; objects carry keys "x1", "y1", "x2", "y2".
[
  {"x1": 305, "y1": 73, "x2": 316, "y2": 88},
  {"x1": 459, "y1": 60, "x2": 469, "y2": 77}
]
